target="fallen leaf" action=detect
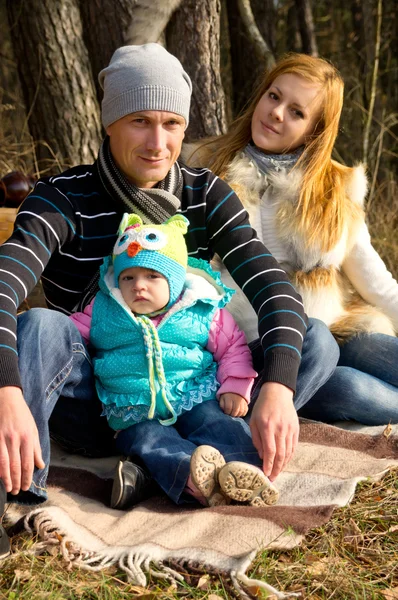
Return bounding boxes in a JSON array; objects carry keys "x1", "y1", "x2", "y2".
[
  {"x1": 208, "y1": 595, "x2": 225, "y2": 600},
  {"x1": 381, "y1": 587, "x2": 398, "y2": 599},
  {"x1": 342, "y1": 518, "x2": 363, "y2": 550},
  {"x1": 244, "y1": 585, "x2": 268, "y2": 597},
  {"x1": 388, "y1": 524, "x2": 398, "y2": 533},
  {"x1": 278, "y1": 553, "x2": 293, "y2": 563},
  {"x1": 196, "y1": 574, "x2": 211, "y2": 590},
  {"x1": 383, "y1": 423, "x2": 393, "y2": 439},
  {"x1": 13, "y1": 569, "x2": 31, "y2": 582},
  {"x1": 306, "y1": 560, "x2": 328, "y2": 577},
  {"x1": 304, "y1": 553, "x2": 320, "y2": 564}
]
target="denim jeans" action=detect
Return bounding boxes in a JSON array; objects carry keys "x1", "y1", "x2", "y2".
[
  {"x1": 12, "y1": 310, "x2": 337, "y2": 504},
  {"x1": 116, "y1": 400, "x2": 262, "y2": 504},
  {"x1": 13, "y1": 309, "x2": 116, "y2": 504},
  {"x1": 299, "y1": 333, "x2": 398, "y2": 425}
]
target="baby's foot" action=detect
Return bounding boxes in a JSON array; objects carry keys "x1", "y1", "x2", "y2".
[
  {"x1": 190, "y1": 445, "x2": 230, "y2": 507},
  {"x1": 218, "y1": 462, "x2": 279, "y2": 506}
]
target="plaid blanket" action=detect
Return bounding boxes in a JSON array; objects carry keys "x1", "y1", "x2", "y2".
[{"x1": 6, "y1": 420, "x2": 398, "y2": 599}]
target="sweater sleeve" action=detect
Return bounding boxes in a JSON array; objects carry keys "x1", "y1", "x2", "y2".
[
  {"x1": 207, "y1": 308, "x2": 257, "y2": 403},
  {"x1": 0, "y1": 181, "x2": 77, "y2": 389},
  {"x1": 343, "y1": 223, "x2": 398, "y2": 330},
  {"x1": 205, "y1": 175, "x2": 307, "y2": 392},
  {"x1": 69, "y1": 298, "x2": 95, "y2": 344}
]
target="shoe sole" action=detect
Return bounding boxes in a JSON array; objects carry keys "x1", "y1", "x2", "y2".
[
  {"x1": 218, "y1": 462, "x2": 279, "y2": 506},
  {"x1": 110, "y1": 460, "x2": 124, "y2": 509},
  {"x1": 190, "y1": 446, "x2": 230, "y2": 507}
]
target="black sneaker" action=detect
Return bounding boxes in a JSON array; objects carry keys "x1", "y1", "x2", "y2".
[
  {"x1": 110, "y1": 458, "x2": 157, "y2": 510},
  {"x1": 0, "y1": 480, "x2": 11, "y2": 560}
]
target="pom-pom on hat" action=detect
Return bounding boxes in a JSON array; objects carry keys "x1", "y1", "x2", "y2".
[{"x1": 113, "y1": 213, "x2": 189, "y2": 307}]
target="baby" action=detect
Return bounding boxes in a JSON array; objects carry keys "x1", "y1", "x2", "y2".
[{"x1": 70, "y1": 213, "x2": 279, "y2": 508}]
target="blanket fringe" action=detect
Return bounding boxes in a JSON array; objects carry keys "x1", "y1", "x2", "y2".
[{"x1": 23, "y1": 507, "x2": 291, "y2": 598}]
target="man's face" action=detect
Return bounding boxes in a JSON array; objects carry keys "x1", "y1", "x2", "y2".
[{"x1": 106, "y1": 111, "x2": 186, "y2": 188}]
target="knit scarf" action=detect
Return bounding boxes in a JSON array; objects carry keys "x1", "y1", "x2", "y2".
[
  {"x1": 97, "y1": 136, "x2": 183, "y2": 224},
  {"x1": 244, "y1": 143, "x2": 303, "y2": 176},
  {"x1": 75, "y1": 138, "x2": 183, "y2": 311}
]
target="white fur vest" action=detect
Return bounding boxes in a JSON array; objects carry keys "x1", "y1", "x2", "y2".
[{"x1": 211, "y1": 153, "x2": 397, "y2": 344}]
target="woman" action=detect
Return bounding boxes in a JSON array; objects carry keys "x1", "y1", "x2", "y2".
[{"x1": 186, "y1": 53, "x2": 398, "y2": 425}]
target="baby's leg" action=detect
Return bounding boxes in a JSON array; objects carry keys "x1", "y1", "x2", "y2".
[
  {"x1": 177, "y1": 401, "x2": 279, "y2": 506},
  {"x1": 115, "y1": 419, "x2": 197, "y2": 505},
  {"x1": 176, "y1": 400, "x2": 260, "y2": 465}
]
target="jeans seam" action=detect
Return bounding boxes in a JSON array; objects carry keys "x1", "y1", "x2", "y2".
[
  {"x1": 72, "y1": 342, "x2": 92, "y2": 366},
  {"x1": 45, "y1": 344, "x2": 92, "y2": 403},
  {"x1": 45, "y1": 356, "x2": 73, "y2": 402},
  {"x1": 167, "y1": 456, "x2": 190, "y2": 497}
]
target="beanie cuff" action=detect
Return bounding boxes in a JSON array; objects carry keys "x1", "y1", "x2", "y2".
[{"x1": 102, "y1": 85, "x2": 190, "y2": 129}]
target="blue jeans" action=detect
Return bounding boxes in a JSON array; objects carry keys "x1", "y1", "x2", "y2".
[
  {"x1": 299, "y1": 333, "x2": 398, "y2": 425},
  {"x1": 116, "y1": 400, "x2": 261, "y2": 504},
  {"x1": 13, "y1": 309, "x2": 116, "y2": 504},
  {"x1": 12, "y1": 310, "x2": 337, "y2": 504}
]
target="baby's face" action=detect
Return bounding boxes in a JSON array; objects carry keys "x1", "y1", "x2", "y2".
[{"x1": 119, "y1": 267, "x2": 169, "y2": 314}]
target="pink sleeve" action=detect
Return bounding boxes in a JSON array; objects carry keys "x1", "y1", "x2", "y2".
[
  {"x1": 69, "y1": 298, "x2": 95, "y2": 344},
  {"x1": 207, "y1": 308, "x2": 257, "y2": 403}
]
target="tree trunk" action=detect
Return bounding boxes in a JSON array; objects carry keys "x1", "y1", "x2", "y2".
[
  {"x1": 0, "y1": 2, "x2": 28, "y2": 146},
  {"x1": 167, "y1": 0, "x2": 227, "y2": 141},
  {"x1": 227, "y1": 0, "x2": 275, "y2": 117},
  {"x1": 7, "y1": 0, "x2": 102, "y2": 173},
  {"x1": 79, "y1": 0, "x2": 142, "y2": 101},
  {"x1": 294, "y1": 0, "x2": 319, "y2": 56},
  {"x1": 286, "y1": 3, "x2": 302, "y2": 53}
]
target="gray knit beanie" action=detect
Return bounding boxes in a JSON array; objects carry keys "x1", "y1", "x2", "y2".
[{"x1": 98, "y1": 43, "x2": 192, "y2": 129}]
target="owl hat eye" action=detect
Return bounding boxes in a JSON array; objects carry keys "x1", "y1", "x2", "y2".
[
  {"x1": 136, "y1": 228, "x2": 167, "y2": 250},
  {"x1": 113, "y1": 228, "x2": 139, "y2": 256},
  {"x1": 112, "y1": 213, "x2": 190, "y2": 308}
]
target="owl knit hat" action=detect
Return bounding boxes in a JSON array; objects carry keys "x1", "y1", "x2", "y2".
[{"x1": 113, "y1": 213, "x2": 189, "y2": 308}]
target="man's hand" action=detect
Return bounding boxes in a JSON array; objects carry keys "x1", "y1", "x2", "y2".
[
  {"x1": 0, "y1": 386, "x2": 45, "y2": 495},
  {"x1": 219, "y1": 393, "x2": 248, "y2": 418},
  {"x1": 249, "y1": 382, "x2": 299, "y2": 481}
]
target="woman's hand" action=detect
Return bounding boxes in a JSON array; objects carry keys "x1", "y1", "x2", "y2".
[
  {"x1": 250, "y1": 382, "x2": 299, "y2": 481},
  {"x1": 219, "y1": 393, "x2": 248, "y2": 418}
]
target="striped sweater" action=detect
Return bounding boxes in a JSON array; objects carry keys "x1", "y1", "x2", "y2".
[{"x1": 0, "y1": 160, "x2": 307, "y2": 391}]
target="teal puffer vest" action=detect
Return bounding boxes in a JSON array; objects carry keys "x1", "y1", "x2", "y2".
[{"x1": 91, "y1": 257, "x2": 233, "y2": 429}]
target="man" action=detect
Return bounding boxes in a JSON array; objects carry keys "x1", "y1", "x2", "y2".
[{"x1": 0, "y1": 44, "x2": 338, "y2": 552}]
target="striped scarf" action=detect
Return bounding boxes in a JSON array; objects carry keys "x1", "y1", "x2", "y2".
[{"x1": 97, "y1": 136, "x2": 183, "y2": 224}]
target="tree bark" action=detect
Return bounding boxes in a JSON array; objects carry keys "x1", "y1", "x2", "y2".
[
  {"x1": 294, "y1": 0, "x2": 319, "y2": 56},
  {"x1": 0, "y1": 1, "x2": 28, "y2": 145},
  {"x1": 286, "y1": 3, "x2": 302, "y2": 53},
  {"x1": 167, "y1": 0, "x2": 227, "y2": 140},
  {"x1": 227, "y1": 0, "x2": 276, "y2": 116},
  {"x1": 7, "y1": 0, "x2": 102, "y2": 173},
  {"x1": 236, "y1": 0, "x2": 274, "y2": 68},
  {"x1": 79, "y1": 0, "x2": 153, "y2": 101}
]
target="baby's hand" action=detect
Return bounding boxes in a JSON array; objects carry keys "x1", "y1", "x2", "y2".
[{"x1": 219, "y1": 393, "x2": 248, "y2": 418}]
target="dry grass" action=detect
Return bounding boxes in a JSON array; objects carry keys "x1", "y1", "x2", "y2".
[
  {"x1": 0, "y1": 468, "x2": 397, "y2": 600},
  {"x1": 367, "y1": 178, "x2": 398, "y2": 281}
]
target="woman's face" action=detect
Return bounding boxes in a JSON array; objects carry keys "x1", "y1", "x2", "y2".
[{"x1": 251, "y1": 73, "x2": 322, "y2": 154}]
